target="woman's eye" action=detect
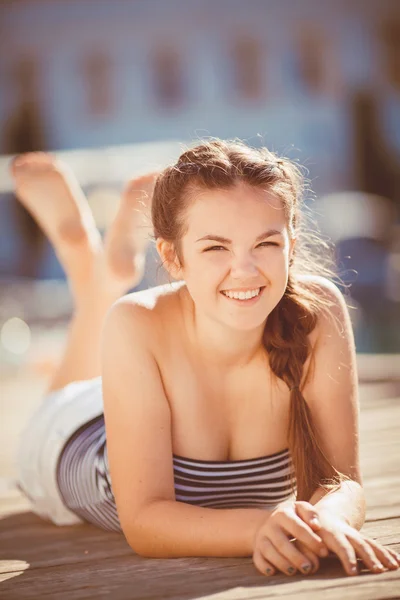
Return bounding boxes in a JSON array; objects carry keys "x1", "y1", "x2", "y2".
[
  {"x1": 204, "y1": 246, "x2": 226, "y2": 252},
  {"x1": 257, "y1": 242, "x2": 279, "y2": 248},
  {"x1": 204, "y1": 242, "x2": 279, "y2": 252}
]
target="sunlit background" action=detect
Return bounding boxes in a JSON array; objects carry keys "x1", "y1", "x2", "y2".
[{"x1": 0, "y1": 0, "x2": 399, "y2": 454}]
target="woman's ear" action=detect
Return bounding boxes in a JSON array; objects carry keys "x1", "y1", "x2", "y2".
[{"x1": 156, "y1": 238, "x2": 183, "y2": 280}]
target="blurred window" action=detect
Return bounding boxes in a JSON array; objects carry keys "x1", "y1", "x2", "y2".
[
  {"x1": 82, "y1": 51, "x2": 114, "y2": 117},
  {"x1": 381, "y1": 18, "x2": 400, "y2": 90},
  {"x1": 296, "y1": 30, "x2": 326, "y2": 96},
  {"x1": 151, "y1": 46, "x2": 186, "y2": 109},
  {"x1": 231, "y1": 36, "x2": 264, "y2": 101}
]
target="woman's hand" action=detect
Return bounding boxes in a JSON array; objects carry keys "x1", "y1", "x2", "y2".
[
  {"x1": 252, "y1": 500, "x2": 400, "y2": 577},
  {"x1": 298, "y1": 504, "x2": 400, "y2": 577},
  {"x1": 252, "y1": 501, "x2": 329, "y2": 577}
]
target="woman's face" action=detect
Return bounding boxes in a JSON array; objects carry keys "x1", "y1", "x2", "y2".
[{"x1": 176, "y1": 182, "x2": 295, "y2": 331}]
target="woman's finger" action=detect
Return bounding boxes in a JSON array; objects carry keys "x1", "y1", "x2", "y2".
[
  {"x1": 252, "y1": 548, "x2": 276, "y2": 577},
  {"x1": 294, "y1": 539, "x2": 320, "y2": 574},
  {"x1": 271, "y1": 529, "x2": 315, "y2": 575},
  {"x1": 384, "y1": 546, "x2": 400, "y2": 564},
  {"x1": 279, "y1": 511, "x2": 328, "y2": 557},
  {"x1": 346, "y1": 533, "x2": 386, "y2": 574},
  {"x1": 360, "y1": 537, "x2": 400, "y2": 571},
  {"x1": 259, "y1": 536, "x2": 298, "y2": 576},
  {"x1": 321, "y1": 530, "x2": 358, "y2": 576}
]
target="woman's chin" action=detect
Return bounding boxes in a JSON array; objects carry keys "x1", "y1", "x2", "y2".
[{"x1": 223, "y1": 314, "x2": 269, "y2": 332}]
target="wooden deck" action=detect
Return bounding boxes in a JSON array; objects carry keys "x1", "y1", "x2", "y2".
[{"x1": 1, "y1": 378, "x2": 399, "y2": 599}]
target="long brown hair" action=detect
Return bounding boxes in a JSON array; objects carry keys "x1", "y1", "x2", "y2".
[{"x1": 152, "y1": 138, "x2": 350, "y2": 501}]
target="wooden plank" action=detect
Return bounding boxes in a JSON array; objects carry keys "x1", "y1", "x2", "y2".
[
  {"x1": 0, "y1": 516, "x2": 131, "y2": 574},
  {"x1": 356, "y1": 355, "x2": 400, "y2": 383},
  {"x1": 360, "y1": 404, "x2": 400, "y2": 425},
  {"x1": 0, "y1": 515, "x2": 399, "y2": 597},
  {"x1": 0, "y1": 544, "x2": 399, "y2": 600},
  {"x1": 362, "y1": 516, "x2": 400, "y2": 545},
  {"x1": 0, "y1": 517, "x2": 396, "y2": 576},
  {"x1": 365, "y1": 506, "x2": 400, "y2": 521},
  {"x1": 359, "y1": 384, "x2": 400, "y2": 408}
]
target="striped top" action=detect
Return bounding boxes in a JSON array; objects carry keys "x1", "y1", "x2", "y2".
[
  {"x1": 56, "y1": 415, "x2": 296, "y2": 532},
  {"x1": 172, "y1": 449, "x2": 296, "y2": 509}
]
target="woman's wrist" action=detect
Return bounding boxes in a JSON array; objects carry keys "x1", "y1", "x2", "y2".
[{"x1": 313, "y1": 489, "x2": 365, "y2": 530}]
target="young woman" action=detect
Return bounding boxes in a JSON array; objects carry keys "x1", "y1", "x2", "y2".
[{"x1": 14, "y1": 141, "x2": 400, "y2": 579}]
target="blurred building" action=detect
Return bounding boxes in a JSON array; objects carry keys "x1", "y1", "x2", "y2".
[
  {"x1": 0, "y1": 0, "x2": 399, "y2": 352},
  {"x1": 0, "y1": 0, "x2": 399, "y2": 195}
]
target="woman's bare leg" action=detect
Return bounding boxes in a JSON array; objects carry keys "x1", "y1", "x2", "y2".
[
  {"x1": 11, "y1": 153, "x2": 157, "y2": 392},
  {"x1": 46, "y1": 172, "x2": 157, "y2": 391},
  {"x1": 11, "y1": 153, "x2": 102, "y2": 303}
]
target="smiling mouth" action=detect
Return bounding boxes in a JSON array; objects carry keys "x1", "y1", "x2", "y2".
[{"x1": 220, "y1": 286, "x2": 266, "y2": 301}]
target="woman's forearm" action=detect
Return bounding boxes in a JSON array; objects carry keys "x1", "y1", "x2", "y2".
[
  {"x1": 127, "y1": 499, "x2": 271, "y2": 558},
  {"x1": 127, "y1": 482, "x2": 365, "y2": 558},
  {"x1": 308, "y1": 480, "x2": 366, "y2": 530}
]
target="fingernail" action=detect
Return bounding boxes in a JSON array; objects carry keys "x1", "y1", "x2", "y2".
[
  {"x1": 302, "y1": 563, "x2": 311, "y2": 573},
  {"x1": 351, "y1": 565, "x2": 358, "y2": 574},
  {"x1": 287, "y1": 566, "x2": 296, "y2": 574},
  {"x1": 373, "y1": 563, "x2": 384, "y2": 572},
  {"x1": 310, "y1": 517, "x2": 320, "y2": 527},
  {"x1": 265, "y1": 568, "x2": 273, "y2": 575}
]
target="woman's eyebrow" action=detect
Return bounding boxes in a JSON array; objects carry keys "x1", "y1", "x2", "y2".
[{"x1": 195, "y1": 229, "x2": 283, "y2": 243}]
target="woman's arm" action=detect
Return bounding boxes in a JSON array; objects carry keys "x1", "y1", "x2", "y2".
[
  {"x1": 132, "y1": 500, "x2": 270, "y2": 558},
  {"x1": 301, "y1": 277, "x2": 364, "y2": 519},
  {"x1": 294, "y1": 278, "x2": 398, "y2": 573}
]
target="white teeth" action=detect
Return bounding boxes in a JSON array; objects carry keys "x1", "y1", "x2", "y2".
[{"x1": 223, "y1": 288, "x2": 261, "y2": 300}]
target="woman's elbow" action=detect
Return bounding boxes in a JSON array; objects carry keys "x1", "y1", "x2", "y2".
[
  {"x1": 122, "y1": 518, "x2": 169, "y2": 558},
  {"x1": 126, "y1": 535, "x2": 171, "y2": 558}
]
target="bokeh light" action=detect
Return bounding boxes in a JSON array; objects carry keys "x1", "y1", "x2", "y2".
[{"x1": 1, "y1": 317, "x2": 31, "y2": 356}]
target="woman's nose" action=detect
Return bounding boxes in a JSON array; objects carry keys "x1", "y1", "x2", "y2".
[{"x1": 230, "y1": 254, "x2": 258, "y2": 278}]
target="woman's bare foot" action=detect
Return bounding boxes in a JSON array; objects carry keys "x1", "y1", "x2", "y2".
[
  {"x1": 11, "y1": 152, "x2": 101, "y2": 301},
  {"x1": 102, "y1": 172, "x2": 158, "y2": 294}
]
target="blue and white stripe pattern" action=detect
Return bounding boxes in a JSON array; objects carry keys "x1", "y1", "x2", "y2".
[
  {"x1": 173, "y1": 450, "x2": 296, "y2": 509},
  {"x1": 56, "y1": 416, "x2": 120, "y2": 531},
  {"x1": 56, "y1": 415, "x2": 297, "y2": 532}
]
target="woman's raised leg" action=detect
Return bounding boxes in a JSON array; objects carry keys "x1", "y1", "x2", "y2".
[{"x1": 11, "y1": 153, "x2": 157, "y2": 392}]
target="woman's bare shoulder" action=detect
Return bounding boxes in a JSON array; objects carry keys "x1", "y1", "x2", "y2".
[
  {"x1": 102, "y1": 281, "x2": 186, "y2": 345},
  {"x1": 296, "y1": 275, "x2": 355, "y2": 392},
  {"x1": 296, "y1": 274, "x2": 351, "y2": 352},
  {"x1": 296, "y1": 273, "x2": 343, "y2": 300},
  {"x1": 121, "y1": 280, "x2": 186, "y2": 311}
]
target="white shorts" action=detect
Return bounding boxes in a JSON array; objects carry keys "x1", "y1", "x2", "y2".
[{"x1": 16, "y1": 377, "x2": 103, "y2": 526}]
